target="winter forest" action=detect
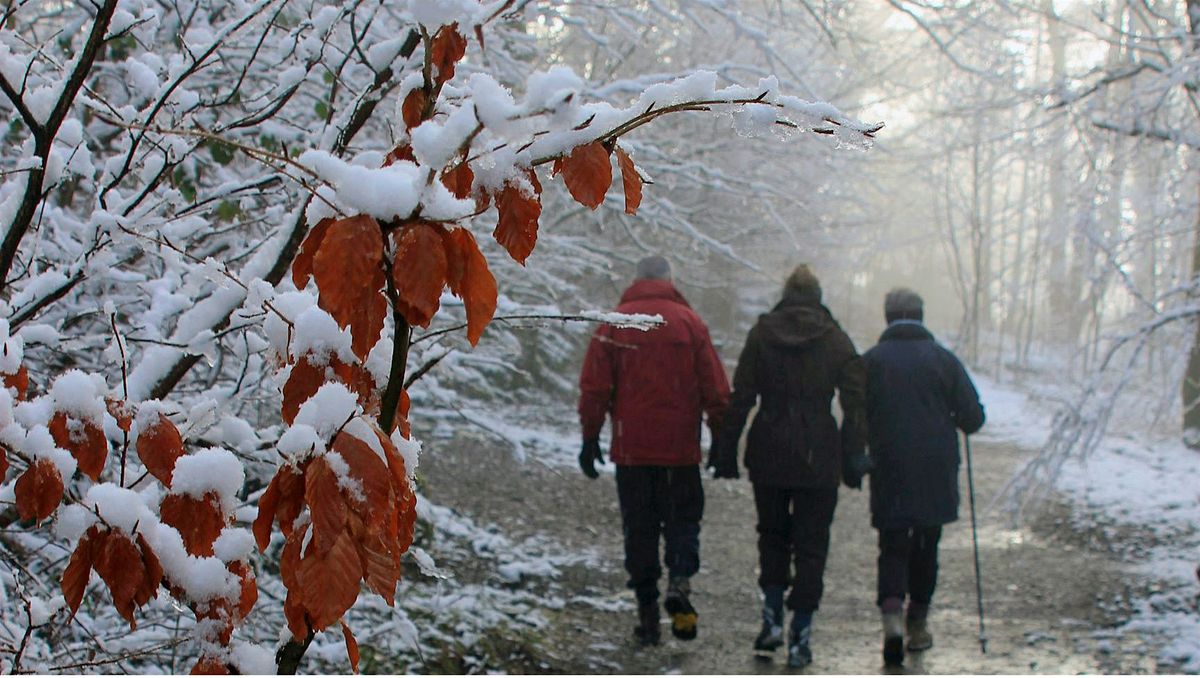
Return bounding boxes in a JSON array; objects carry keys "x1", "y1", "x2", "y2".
[{"x1": 0, "y1": 0, "x2": 1197, "y2": 674}]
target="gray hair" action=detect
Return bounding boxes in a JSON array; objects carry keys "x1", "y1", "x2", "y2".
[
  {"x1": 635, "y1": 255, "x2": 671, "y2": 281},
  {"x1": 884, "y1": 287, "x2": 924, "y2": 323}
]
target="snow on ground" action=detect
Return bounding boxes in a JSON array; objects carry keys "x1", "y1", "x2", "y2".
[{"x1": 974, "y1": 373, "x2": 1200, "y2": 673}]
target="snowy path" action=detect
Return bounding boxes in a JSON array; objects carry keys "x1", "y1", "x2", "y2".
[{"x1": 420, "y1": 429, "x2": 1165, "y2": 673}]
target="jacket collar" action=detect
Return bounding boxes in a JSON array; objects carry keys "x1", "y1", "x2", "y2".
[
  {"x1": 879, "y1": 321, "x2": 934, "y2": 342},
  {"x1": 620, "y1": 278, "x2": 690, "y2": 307}
]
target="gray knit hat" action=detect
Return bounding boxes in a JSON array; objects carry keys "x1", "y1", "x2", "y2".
[
  {"x1": 884, "y1": 287, "x2": 923, "y2": 323},
  {"x1": 635, "y1": 255, "x2": 671, "y2": 281},
  {"x1": 783, "y1": 264, "x2": 821, "y2": 303}
]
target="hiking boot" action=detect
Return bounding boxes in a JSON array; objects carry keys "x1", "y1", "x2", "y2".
[
  {"x1": 753, "y1": 603, "x2": 784, "y2": 655},
  {"x1": 906, "y1": 613, "x2": 933, "y2": 651},
  {"x1": 633, "y1": 599, "x2": 660, "y2": 647},
  {"x1": 664, "y1": 576, "x2": 697, "y2": 640},
  {"x1": 787, "y1": 612, "x2": 813, "y2": 669},
  {"x1": 882, "y1": 610, "x2": 904, "y2": 666}
]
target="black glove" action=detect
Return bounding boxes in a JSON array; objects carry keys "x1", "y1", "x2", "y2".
[
  {"x1": 579, "y1": 438, "x2": 603, "y2": 479},
  {"x1": 709, "y1": 442, "x2": 739, "y2": 480},
  {"x1": 842, "y1": 450, "x2": 874, "y2": 490}
]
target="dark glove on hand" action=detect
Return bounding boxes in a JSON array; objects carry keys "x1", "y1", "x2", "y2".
[
  {"x1": 709, "y1": 443, "x2": 740, "y2": 480},
  {"x1": 842, "y1": 450, "x2": 874, "y2": 490},
  {"x1": 579, "y1": 438, "x2": 603, "y2": 479}
]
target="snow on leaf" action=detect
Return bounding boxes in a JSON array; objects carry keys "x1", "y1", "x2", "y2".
[
  {"x1": 136, "y1": 413, "x2": 185, "y2": 487},
  {"x1": 332, "y1": 431, "x2": 391, "y2": 530},
  {"x1": 15, "y1": 458, "x2": 63, "y2": 523},
  {"x1": 493, "y1": 174, "x2": 541, "y2": 265},
  {"x1": 312, "y1": 215, "x2": 388, "y2": 361},
  {"x1": 560, "y1": 141, "x2": 612, "y2": 209},
  {"x1": 392, "y1": 222, "x2": 448, "y2": 328},
  {"x1": 441, "y1": 227, "x2": 497, "y2": 346},
  {"x1": 49, "y1": 411, "x2": 107, "y2": 480},
  {"x1": 106, "y1": 398, "x2": 133, "y2": 432},
  {"x1": 615, "y1": 146, "x2": 642, "y2": 215}
]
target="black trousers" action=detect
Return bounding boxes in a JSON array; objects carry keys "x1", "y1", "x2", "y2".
[
  {"x1": 615, "y1": 464, "x2": 704, "y2": 603},
  {"x1": 753, "y1": 484, "x2": 839, "y2": 612},
  {"x1": 876, "y1": 526, "x2": 942, "y2": 607}
]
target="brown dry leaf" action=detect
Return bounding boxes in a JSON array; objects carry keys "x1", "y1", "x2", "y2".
[
  {"x1": 292, "y1": 217, "x2": 335, "y2": 290},
  {"x1": 441, "y1": 162, "x2": 474, "y2": 199},
  {"x1": 281, "y1": 357, "x2": 326, "y2": 425},
  {"x1": 341, "y1": 621, "x2": 361, "y2": 673},
  {"x1": 134, "y1": 533, "x2": 163, "y2": 607},
  {"x1": 441, "y1": 228, "x2": 497, "y2": 346},
  {"x1": 62, "y1": 525, "x2": 102, "y2": 617},
  {"x1": 383, "y1": 144, "x2": 416, "y2": 167},
  {"x1": 297, "y1": 530, "x2": 362, "y2": 631},
  {"x1": 14, "y1": 458, "x2": 63, "y2": 523},
  {"x1": 160, "y1": 491, "x2": 227, "y2": 557},
  {"x1": 191, "y1": 657, "x2": 230, "y2": 675},
  {"x1": 401, "y1": 88, "x2": 428, "y2": 131},
  {"x1": 229, "y1": 561, "x2": 258, "y2": 619},
  {"x1": 0, "y1": 446, "x2": 8, "y2": 481},
  {"x1": 49, "y1": 412, "x2": 107, "y2": 481},
  {"x1": 493, "y1": 177, "x2": 541, "y2": 265},
  {"x1": 305, "y1": 456, "x2": 348, "y2": 557},
  {"x1": 331, "y1": 432, "x2": 391, "y2": 531},
  {"x1": 93, "y1": 531, "x2": 146, "y2": 628},
  {"x1": 615, "y1": 146, "x2": 643, "y2": 215},
  {"x1": 312, "y1": 215, "x2": 388, "y2": 361},
  {"x1": 106, "y1": 398, "x2": 133, "y2": 432},
  {"x1": 560, "y1": 141, "x2": 612, "y2": 209},
  {"x1": 430, "y1": 23, "x2": 468, "y2": 85},
  {"x1": 3, "y1": 365, "x2": 28, "y2": 400},
  {"x1": 136, "y1": 413, "x2": 185, "y2": 487},
  {"x1": 392, "y1": 222, "x2": 449, "y2": 328}
]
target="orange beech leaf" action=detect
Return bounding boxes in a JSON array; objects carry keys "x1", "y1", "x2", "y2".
[
  {"x1": 229, "y1": 561, "x2": 258, "y2": 619},
  {"x1": 313, "y1": 215, "x2": 388, "y2": 361},
  {"x1": 0, "y1": 446, "x2": 8, "y2": 480},
  {"x1": 160, "y1": 492, "x2": 227, "y2": 557},
  {"x1": 383, "y1": 144, "x2": 416, "y2": 167},
  {"x1": 394, "y1": 389, "x2": 411, "y2": 439},
  {"x1": 3, "y1": 365, "x2": 28, "y2": 400},
  {"x1": 493, "y1": 178, "x2": 541, "y2": 265},
  {"x1": 615, "y1": 146, "x2": 643, "y2": 215},
  {"x1": 430, "y1": 24, "x2": 467, "y2": 85},
  {"x1": 62, "y1": 525, "x2": 102, "y2": 617},
  {"x1": 342, "y1": 621, "x2": 361, "y2": 673},
  {"x1": 280, "y1": 526, "x2": 305, "y2": 591},
  {"x1": 283, "y1": 591, "x2": 310, "y2": 640},
  {"x1": 331, "y1": 432, "x2": 391, "y2": 530},
  {"x1": 560, "y1": 141, "x2": 612, "y2": 209},
  {"x1": 441, "y1": 228, "x2": 497, "y2": 346},
  {"x1": 298, "y1": 530, "x2": 362, "y2": 631},
  {"x1": 15, "y1": 458, "x2": 63, "y2": 523},
  {"x1": 106, "y1": 398, "x2": 133, "y2": 432},
  {"x1": 356, "y1": 531, "x2": 401, "y2": 605},
  {"x1": 441, "y1": 162, "x2": 474, "y2": 199},
  {"x1": 93, "y1": 531, "x2": 147, "y2": 628},
  {"x1": 551, "y1": 157, "x2": 563, "y2": 176},
  {"x1": 253, "y1": 464, "x2": 307, "y2": 551},
  {"x1": 49, "y1": 412, "x2": 107, "y2": 481},
  {"x1": 136, "y1": 413, "x2": 185, "y2": 487},
  {"x1": 401, "y1": 88, "x2": 428, "y2": 131},
  {"x1": 135, "y1": 533, "x2": 163, "y2": 607},
  {"x1": 191, "y1": 657, "x2": 230, "y2": 675},
  {"x1": 292, "y1": 217, "x2": 335, "y2": 290},
  {"x1": 305, "y1": 456, "x2": 348, "y2": 556},
  {"x1": 376, "y1": 433, "x2": 418, "y2": 554},
  {"x1": 392, "y1": 222, "x2": 449, "y2": 328},
  {"x1": 281, "y1": 357, "x2": 326, "y2": 425}
]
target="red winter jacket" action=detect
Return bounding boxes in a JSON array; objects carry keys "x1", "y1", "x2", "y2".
[{"x1": 578, "y1": 279, "x2": 730, "y2": 466}]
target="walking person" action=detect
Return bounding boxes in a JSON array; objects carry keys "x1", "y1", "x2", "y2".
[
  {"x1": 577, "y1": 255, "x2": 730, "y2": 646},
  {"x1": 709, "y1": 264, "x2": 869, "y2": 668},
  {"x1": 860, "y1": 288, "x2": 985, "y2": 666}
]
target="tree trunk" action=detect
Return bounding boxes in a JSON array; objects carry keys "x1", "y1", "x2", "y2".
[{"x1": 1181, "y1": 0, "x2": 1200, "y2": 447}]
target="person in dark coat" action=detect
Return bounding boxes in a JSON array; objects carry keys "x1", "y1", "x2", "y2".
[
  {"x1": 861, "y1": 287, "x2": 985, "y2": 666},
  {"x1": 578, "y1": 255, "x2": 730, "y2": 646},
  {"x1": 709, "y1": 264, "x2": 868, "y2": 668}
]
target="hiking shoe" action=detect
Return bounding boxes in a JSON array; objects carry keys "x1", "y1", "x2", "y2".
[
  {"x1": 906, "y1": 615, "x2": 933, "y2": 651},
  {"x1": 882, "y1": 611, "x2": 904, "y2": 666},
  {"x1": 787, "y1": 614, "x2": 813, "y2": 669},
  {"x1": 664, "y1": 576, "x2": 697, "y2": 640},
  {"x1": 633, "y1": 599, "x2": 660, "y2": 647},
  {"x1": 753, "y1": 604, "x2": 784, "y2": 655}
]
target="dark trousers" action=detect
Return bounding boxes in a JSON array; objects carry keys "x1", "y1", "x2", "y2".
[
  {"x1": 877, "y1": 526, "x2": 942, "y2": 608},
  {"x1": 615, "y1": 464, "x2": 704, "y2": 603},
  {"x1": 753, "y1": 484, "x2": 839, "y2": 612}
]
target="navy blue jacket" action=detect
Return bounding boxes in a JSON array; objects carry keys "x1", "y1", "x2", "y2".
[{"x1": 863, "y1": 322, "x2": 984, "y2": 529}]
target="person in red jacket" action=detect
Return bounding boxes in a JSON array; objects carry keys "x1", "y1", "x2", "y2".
[{"x1": 578, "y1": 255, "x2": 730, "y2": 647}]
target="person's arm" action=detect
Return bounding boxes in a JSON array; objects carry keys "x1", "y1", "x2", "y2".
[
  {"x1": 834, "y1": 333, "x2": 871, "y2": 488},
  {"x1": 948, "y1": 353, "x2": 985, "y2": 435},
  {"x1": 712, "y1": 325, "x2": 761, "y2": 476},
  {"x1": 578, "y1": 326, "x2": 616, "y2": 441},
  {"x1": 693, "y1": 318, "x2": 731, "y2": 439}
]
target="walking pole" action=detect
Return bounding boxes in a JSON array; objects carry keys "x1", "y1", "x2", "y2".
[{"x1": 964, "y1": 433, "x2": 987, "y2": 653}]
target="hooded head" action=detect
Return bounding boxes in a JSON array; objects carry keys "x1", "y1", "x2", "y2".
[
  {"x1": 782, "y1": 264, "x2": 822, "y2": 306},
  {"x1": 635, "y1": 255, "x2": 671, "y2": 281},
  {"x1": 884, "y1": 287, "x2": 924, "y2": 324}
]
